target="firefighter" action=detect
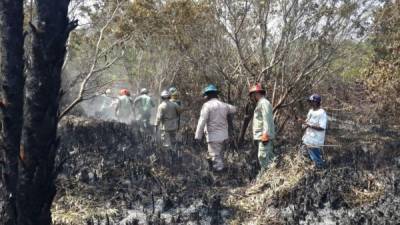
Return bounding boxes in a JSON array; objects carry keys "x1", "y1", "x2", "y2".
[
  {"x1": 249, "y1": 83, "x2": 276, "y2": 172},
  {"x1": 115, "y1": 89, "x2": 134, "y2": 124},
  {"x1": 98, "y1": 89, "x2": 116, "y2": 120},
  {"x1": 169, "y1": 86, "x2": 182, "y2": 131},
  {"x1": 169, "y1": 87, "x2": 182, "y2": 106},
  {"x1": 195, "y1": 84, "x2": 237, "y2": 172},
  {"x1": 155, "y1": 90, "x2": 181, "y2": 150},
  {"x1": 133, "y1": 88, "x2": 155, "y2": 131}
]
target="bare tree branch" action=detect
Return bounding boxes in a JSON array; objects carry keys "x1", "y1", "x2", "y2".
[{"x1": 59, "y1": 2, "x2": 122, "y2": 119}]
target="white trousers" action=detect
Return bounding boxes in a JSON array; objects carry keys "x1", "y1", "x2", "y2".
[{"x1": 207, "y1": 142, "x2": 224, "y2": 170}]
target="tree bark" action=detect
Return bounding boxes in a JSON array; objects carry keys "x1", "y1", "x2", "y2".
[
  {"x1": 238, "y1": 102, "x2": 255, "y2": 145},
  {"x1": 0, "y1": 0, "x2": 25, "y2": 224},
  {"x1": 17, "y1": 0, "x2": 76, "y2": 224}
]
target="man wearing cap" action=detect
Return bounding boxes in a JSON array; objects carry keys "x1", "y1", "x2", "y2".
[
  {"x1": 195, "y1": 84, "x2": 237, "y2": 172},
  {"x1": 302, "y1": 94, "x2": 327, "y2": 169},
  {"x1": 156, "y1": 90, "x2": 181, "y2": 150},
  {"x1": 249, "y1": 83, "x2": 276, "y2": 172},
  {"x1": 134, "y1": 88, "x2": 155, "y2": 131}
]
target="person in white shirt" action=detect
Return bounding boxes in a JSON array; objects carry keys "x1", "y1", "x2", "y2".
[
  {"x1": 195, "y1": 84, "x2": 237, "y2": 172},
  {"x1": 302, "y1": 94, "x2": 327, "y2": 169}
]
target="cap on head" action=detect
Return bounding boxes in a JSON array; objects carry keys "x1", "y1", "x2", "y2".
[
  {"x1": 249, "y1": 83, "x2": 265, "y2": 95},
  {"x1": 308, "y1": 94, "x2": 321, "y2": 104},
  {"x1": 119, "y1": 89, "x2": 130, "y2": 96},
  {"x1": 161, "y1": 90, "x2": 171, "y2": 98},
  {"x1": 140, "y1": 88, "x2": 148, "y2": 94},
  {"x1": 202, "y1": 84, "x2": 218, "y2": 96},
  {"x1": 105, "y1": 89, "x2": 111, "y2": 95}
]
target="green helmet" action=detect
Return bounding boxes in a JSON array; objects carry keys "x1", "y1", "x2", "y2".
[{"x1": 202, "y1": 84, "x2": 218, "y2": 96}]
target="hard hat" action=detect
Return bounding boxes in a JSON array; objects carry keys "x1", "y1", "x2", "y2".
[
  {"x1": 308, "y1": 94, "x2": 321, "y2": 104},
  {"x1": 202, "y1": 84, "x2": 218, "y2": 96},
  {"x1": 169, "y1": 87, "x2": 177, "y2": 93},
  {"x1": 140, "y1": 88, "x2": 148, "y2": 94},
  {"x1": 249, "y1": 83, "x2": 265, "y2": 95},
  {"x1": 169, "y1": 87, "x2": 178, "y2": 95},
  {"x1": 105, "y1": 89, "x2": 111, "y2": 95},
  {"x1": 120, "y1": 89, "x2": 130, "y2": 96},
  {"x1": 161, "y1": 90, "x2": 171, "y2": 98},
  {"x1": 169, "y1": 87, "x2": 179, "y2": 97}
]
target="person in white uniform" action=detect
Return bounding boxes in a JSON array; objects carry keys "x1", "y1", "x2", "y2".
[{"x1": 195, "y1": 84, "x2": 237, "y2": 172}]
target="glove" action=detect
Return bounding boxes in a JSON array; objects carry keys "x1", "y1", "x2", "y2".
[{"x1": 261, "y1": 133, "x2": 270, "y2": 145}]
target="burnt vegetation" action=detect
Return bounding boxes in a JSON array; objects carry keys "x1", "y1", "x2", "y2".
[{"x1": 1, "y1": 0, "x2": 400, "y2": 225}]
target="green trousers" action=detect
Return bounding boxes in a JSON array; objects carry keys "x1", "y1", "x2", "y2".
[{"x1": 258, "y1": 141, "x2": 274, "y2": 170}]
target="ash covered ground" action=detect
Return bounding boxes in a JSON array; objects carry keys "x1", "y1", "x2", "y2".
[{"x1": 53, "y1": 114, "x2": 400, "y2": 225}]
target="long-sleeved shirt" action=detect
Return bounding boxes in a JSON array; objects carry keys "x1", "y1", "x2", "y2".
[
  {"x1": 133, "y1": 94, "x2": 154, "y2": 120},
  {"x1": 195, "y1": 98, "x2": 237, "y2": 143},
  {"x1": 155, "y1": 100, "x2": 181, "y2": 131},
  {"x1": 252, "y1": 97, "x2": 275, "y2": 140},
  {"x1": 116, "y1": 95, "x2": 133, "y2": 118}
]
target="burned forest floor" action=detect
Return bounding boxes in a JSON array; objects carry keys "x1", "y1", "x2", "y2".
[{"x1": 52, "y1": 84, "x2": 400, "y2": 225}]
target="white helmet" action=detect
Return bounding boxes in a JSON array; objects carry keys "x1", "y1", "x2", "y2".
[
  {"x1": 105, "y1": 89, "x2": 111, "y2": 95},
  {"x1": 161, "y1": 90, "x2": 171, "y2": 98},
  {"x1": 140, "y1": 88, "x2": 148, "y2": 94}
]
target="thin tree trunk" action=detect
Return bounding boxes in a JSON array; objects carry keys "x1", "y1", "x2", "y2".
[
  {"x1": 238, "y1": 102, "x2": 255, "y2": 145},
  {"x1": 18, "y1": 0, "x2": 76, "y2": 224},
  {"x1": 0, "y1": 0, "x2": 25, "y2": 224}
]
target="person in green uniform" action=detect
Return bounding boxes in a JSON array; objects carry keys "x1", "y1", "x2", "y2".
[
  {"x1": 249, "y1": 83, "x2": 276, "y2": 172},
  {"x1": 133, "y1": 88, "x2": 155, "y2": 132}
]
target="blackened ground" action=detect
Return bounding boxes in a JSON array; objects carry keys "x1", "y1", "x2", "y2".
[
  {"x1": 53, "y1": 116, "x2": 258, "y2": 225},
  {"x1": 226, "y1": 107, "x2": 400, "y2": 224},
  {"x1": 53, "y1": 112, "x2": 400, "y2": 225}
]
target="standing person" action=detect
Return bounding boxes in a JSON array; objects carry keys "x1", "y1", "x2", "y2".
[
  {"x1": 302, "y1": 94, "x2": 327, "y2": 169},
  {"x1": 249, "y1": 83, "x2": 276, "y2": 172},
  {"x1": 195, "y1": 84, "x2": 237, "y2": 172},
  {"x1": 115, "y1": 89, "x2": 134, "y2": 124},
  {"x1": 98, "y1": 89, "x2": 116, "y2": 120},
  {"x1": 134, "y1": 88, "x2": 155, "y2": 131},
  {"x1": 169, "y1": 87, "x2": 182, "y2": 106},
  {"x1": 169, "y1": 86, "x2": 182, "y2": 131},
  {"x1": 155, "y1": 90, "x2": 181, "y2": 151}
]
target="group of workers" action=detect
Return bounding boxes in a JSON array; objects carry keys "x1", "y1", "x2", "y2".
[
  {"x1": 106, "y1": 82, "x2": 328, "y2": 174},
  {"x1": 195, "y1": 83, "x2": 327, "y2": 173},
  {"x1": 99, "y1": 88, "x2": 155, "y2": 129},
  {"x1": 194, "y1": 83, "x2": 278, "y2": 172}
]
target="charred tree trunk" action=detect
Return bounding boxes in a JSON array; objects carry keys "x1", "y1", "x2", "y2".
[
  {"x1": 0, "y1": 0, "x2": 25, "y2": 224},
  {"x1": 238, "y1": 102, "x2": 255, "y2": 145},
  {"x1": 17, "y1": 0, "x2": 76, "y2": 224}
]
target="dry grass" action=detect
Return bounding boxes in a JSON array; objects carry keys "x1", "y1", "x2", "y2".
[
  {"x1": 52, "y1": 178, "x2": 121, "y2": 225},
  {"x1": 224, "y1": 150, "x2": 313, "y2": 224},
  {"x1": 344, "y1": 176, "x2": 385, "y2": 207},
  {"x1": 52, "y1": 193, "x2": 119, "y2": 225}
]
